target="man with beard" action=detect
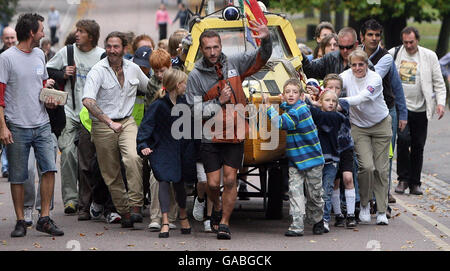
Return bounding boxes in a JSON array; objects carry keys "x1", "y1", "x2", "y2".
[
  {"x1": 0, "y1": 13, "x2": 64, "y2": 237},
  {"x1": 82, "y1": 31, "x2": 149, "y2": 228}
]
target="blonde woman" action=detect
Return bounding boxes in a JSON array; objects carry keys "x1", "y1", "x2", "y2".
[{"x1": 137, "y1": 69, "x2": 194, "y2": 238}]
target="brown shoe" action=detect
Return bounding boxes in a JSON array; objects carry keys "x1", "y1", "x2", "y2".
[
  {"x1": 388, "y1": 193, "x2": 396, "y2": 203},
  {"x1": 130, "y1": 206, "x2": 143, "y2": 223},
  {"x1": 395, "y1": 181, "x2": 408, "y2": 194},
  {"x1": 77, "y1": 211, "x2": 91, "y2": 221},
  {"x1": 121, "y1": 212, "x2": 134, "y2": 228},
  {"x1": 409, "y1": 185, "x2": 423, "y2": 195}
]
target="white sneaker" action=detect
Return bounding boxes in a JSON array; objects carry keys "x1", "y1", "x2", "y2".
[
  {"x1": 192, "y1": 197, "x2": 206, "y2": 221},
  {"x1": 359, "y1": 204, "x2": 371, "y2": 223},
  {"x1": 323, "y1": 221, "x2": 330, "y2": 233},
  {"x1": 89, "y1": 202, "x2": 104, "y2": 220},
  {"x1": 24, "y1": 207, "x2": 33, "y2": 226},
  {"x1": 169, "y1": 223, "x2": 177, "y2": 229},
  {"x1": 106, "y1": 212, "x2": 121, "y2": 224},
  {"x1": 376, "y1": 212, "x2": 389, "y2": 225},
  {"x1": 148, "y1": 222, "x2": 161, "y2": 231},
  {"x1": 204, "y1": 219, "x2": 212, "y2": 232}
]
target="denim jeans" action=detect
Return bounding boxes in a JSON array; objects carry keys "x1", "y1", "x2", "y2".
[
  {"x1": 6, "y1": 122, "x2": 57, "y2": 184},
  {"x1": 322, "y1": 162, "x2": 338, "y2": 222},
  {"x1": 23, "y1": 133, "x2": 57, "y2": 210},
  {"x1": 1, "y1": 146, "x2": 7, "y2": 173},
  {"x1": 388, "y1": 107, "x2": 398, "y2": 191}
]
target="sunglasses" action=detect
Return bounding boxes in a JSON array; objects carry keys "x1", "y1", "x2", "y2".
[{"x1": 338, "y1": 44, "x2": 355, "y2": 50}]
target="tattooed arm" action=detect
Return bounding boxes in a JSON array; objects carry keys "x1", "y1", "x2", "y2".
[{"x1": 82, "y1": 98, "x2": 122, "y2": 133}]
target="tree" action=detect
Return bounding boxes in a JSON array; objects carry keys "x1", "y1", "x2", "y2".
[
  {"x1": 0, "y1": 0, "x2": 18, "y2": 26},
  {"x1": 270, "y1": 0, "x2": 448, "y2": 53}
]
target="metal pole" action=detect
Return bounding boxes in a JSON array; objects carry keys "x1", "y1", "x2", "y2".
[{"x1": 207, "y1": 0, "x2": 215, "y2": 14}]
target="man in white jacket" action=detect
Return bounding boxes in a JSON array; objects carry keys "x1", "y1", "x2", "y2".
[{"x1": 389, "y1": 26, "x2": 446, "y2": 195}]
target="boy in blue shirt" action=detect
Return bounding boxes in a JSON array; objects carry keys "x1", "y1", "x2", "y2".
[{"x1": 263, "y1": 78, "x2": 325, "y2": 236}]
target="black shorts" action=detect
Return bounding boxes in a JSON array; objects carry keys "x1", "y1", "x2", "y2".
[
  {"x1": 200, "y1": 142, "x2": 244, "y2": 173},
  {"x1": 338, "y1": 148, "x2": 354, "y2": 173}
]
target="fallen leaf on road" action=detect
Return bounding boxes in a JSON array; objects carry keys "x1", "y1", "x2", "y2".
[
  {"x1": 33, "y1": 242, "x2": 42, "y2": 248},
  {"x1": 219, "y1": 248, "x2": 228, "y2": 250},
  {"x1": 52, "y1": 237, "x2": 55, "y2": 240},
  {"x1": 309, "y1": 240, "x2": 317, "y2": 243},
  {"x1": 332, "y1": 239, "x2": 338, "y2": 242},
  {"x1": 104, "y1": 226, "x2": 109, "y2": 230},
  {"x1": 406, "y1": 240, "x2": 415, "y2": 244},
  {"x1": 432, "y1": 173, "x2": 438, "y2": 177},
  {"x1": 353, "y1": 229, "x2": 359, "y2": 232},
  {"x1": 2, "y1": 240, "x2": 7, "y2": 245},
  {"x1": 179, "y1": 242, "x2": 186, "y2": 245},
  {"x1": 412, "y1": 214, "x2": 417, "y2": 216},
  {"x1": 127, "y1": 244, "x2": 135, "y2": 247},
  {"x1": 79, "y1": 233, "x2": 86, "y2": 237},
  {"x1": 430, "y1": 205, "x2": 437, "y2": 212},
  {"x1": 393, "y1": 208, "x2": 399, "y2": 211},
  {"x1": 96, "y1": 232, "x2": 104, "y2": 236},
  {"x1": 401, "y1": 245, "x2": 408, "y2": 249},
  {"x1": 154, "y1": 242, "x2": 158, "y2": 245},
  {"x1": 89, "y1": 247, "x2": 98, "y2": 250}
]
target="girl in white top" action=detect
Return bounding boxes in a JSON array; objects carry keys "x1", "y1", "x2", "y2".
[{"x1": 339, "y1": 49, "x2": 392, "y2": 226}]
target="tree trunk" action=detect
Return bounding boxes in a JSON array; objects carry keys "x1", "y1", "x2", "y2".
[
  {"x1": 304, "y1": 7, "x2": 314, "y2": 18},
  {"x1": 334, "y1": 0, "x2": 344, "y2": 32},
  {"x1": 381, "y1": 16, "x2": 407, "y2": 50},
  {"x1": 320, "y1": 1, "x2": 331, "y2": 22},
  {"x1": 348, "y1": 12, "x2": 363, "y2": 43},
  {"x1": 436, "y1": 15, "x2": 450, "y2": 59}
]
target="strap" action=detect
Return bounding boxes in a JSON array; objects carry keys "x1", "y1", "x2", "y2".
[
  {"x1": 393, "y1": 45, "x2": 401, "y2": 62},
  {"x1": 67, "y1": 44, "x2": 76, "y2": 109}
]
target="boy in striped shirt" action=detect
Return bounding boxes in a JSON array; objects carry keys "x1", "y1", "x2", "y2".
[{"x1": 264, "y1": 78, "x2": 325, "y2": 236}]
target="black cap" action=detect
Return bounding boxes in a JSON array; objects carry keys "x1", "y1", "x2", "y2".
[{"x1": 133, "y1": 46, "x2": 152, "y2": 68}]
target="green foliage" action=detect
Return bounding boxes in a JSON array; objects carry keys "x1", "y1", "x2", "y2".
[
  {"x1": 0, "y1": 0, "x2": 19, "y2": 24},
  {"x1": 270, "y1": 0, "x2": 443, "y2": 22}
]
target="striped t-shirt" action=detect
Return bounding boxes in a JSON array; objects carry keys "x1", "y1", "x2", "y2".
[{"x1": 267, "y1": 100, "x2": 324, "y2": 171}]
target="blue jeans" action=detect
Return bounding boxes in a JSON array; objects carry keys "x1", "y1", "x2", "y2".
[
  {"x1": 1, "y1": 145, "x2": 8, "y2": 173},
  {"x1": 388, "y1": 107, "x2": 398, "y2": 191},
  {"x1": 322, "y1": 162, "x2": 338, "y2": 222},
  {"x1": 6, "y1": 122, "x2": 57, "y2": 184},
  {"x1": 23, "y1": 133, "x2": 57, "y2": 210}
]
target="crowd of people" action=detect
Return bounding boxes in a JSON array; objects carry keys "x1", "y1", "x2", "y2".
[{"x1": 0, "y1": 5, "x2": 447, "y2": 241}]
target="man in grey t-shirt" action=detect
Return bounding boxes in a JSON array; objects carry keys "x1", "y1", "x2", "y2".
[{"x1": 0, "y1": 13, "x2": 64, "y2": 238}]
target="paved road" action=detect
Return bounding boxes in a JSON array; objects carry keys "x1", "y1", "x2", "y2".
[{"x1": 0, "y1": 0, "x2": 448, "y2": 254}]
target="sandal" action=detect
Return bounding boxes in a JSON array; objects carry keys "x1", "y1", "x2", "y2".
[
  {"x1": 158, "y1": 223, "x2": 170, "y2": 238},
  {"x1": 179, "y1": 217, "x2": 191, "y2": 234},
  {"x1": 217, "y1": 224, "x2": 231, "y2": 240},
  {"x1": 210, "y1": 209, "x2": 222, "y2": 233}
]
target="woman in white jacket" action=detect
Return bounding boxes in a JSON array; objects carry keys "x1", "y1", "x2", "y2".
[{"x1": 339, "y1": 49, "x2": 392, "y2": 226}]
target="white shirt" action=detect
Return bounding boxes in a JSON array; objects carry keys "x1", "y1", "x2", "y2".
[
  {"x1": 46, "y1": 44, "x2": 105, "y2": 121},
  {"x1": 397, "y1": 50, "x2": 425, "y2": 112},
  {"x1": 340, "y1": 69, "x2": 389, "y2": 128},
  {"x1": 82, "y1": 57, "x2": 149, "y2": 120},
  {"x1": 48, "y1": 10, "x2": 60, "y2": 27}
]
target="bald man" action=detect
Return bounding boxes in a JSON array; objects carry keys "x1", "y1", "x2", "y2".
[{"x1": 0, "y1": 26, "x2": 17, "y2": 54}]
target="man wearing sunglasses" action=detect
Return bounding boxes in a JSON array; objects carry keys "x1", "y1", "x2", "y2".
[{"x1": 302, "y1": 27, "x2": 360, "y2": 79}]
